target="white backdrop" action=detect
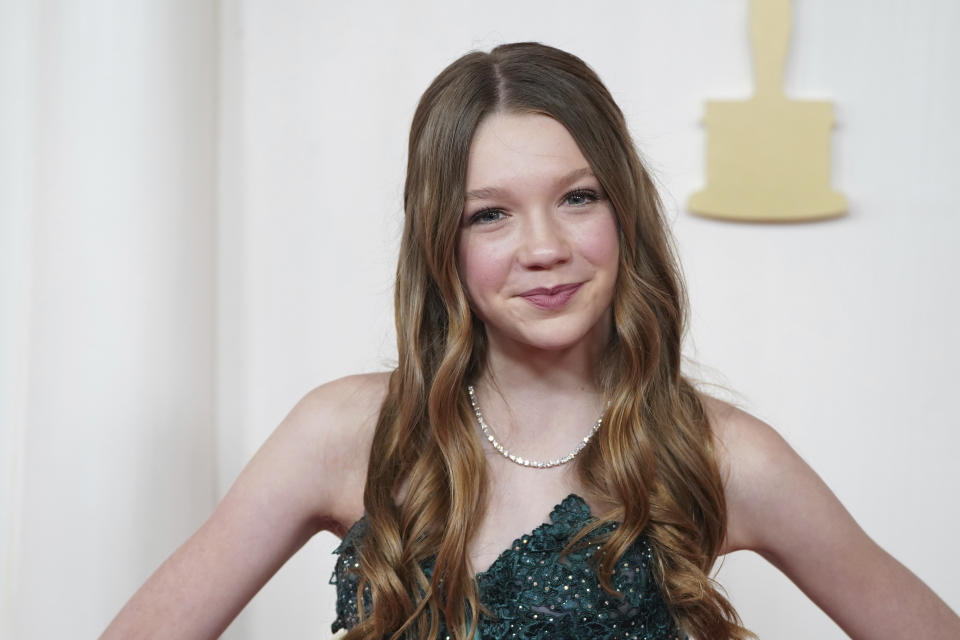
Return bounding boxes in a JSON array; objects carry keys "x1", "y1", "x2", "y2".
[{"x1": 2, "y1": 1, "x2": 958, "y2": 638}]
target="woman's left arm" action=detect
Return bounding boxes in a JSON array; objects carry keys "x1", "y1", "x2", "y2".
[{"x1": 705, "y1": 397, "x2": 960, "y2": 640}]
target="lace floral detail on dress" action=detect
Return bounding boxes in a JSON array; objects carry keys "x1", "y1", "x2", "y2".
[{"x1": 330, "y1": 494, "x2": 684, "y2": 639}]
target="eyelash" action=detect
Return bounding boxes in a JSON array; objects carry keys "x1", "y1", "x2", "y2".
[
  {"x1": 564, "y1": 188, "x2": 601, "y2": 207},
  {"x1": 467, "y1": 188, "x2": 602, "y2": 225}
]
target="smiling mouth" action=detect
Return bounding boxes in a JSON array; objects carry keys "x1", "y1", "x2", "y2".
[{"x1": 519, "y1": 282, "x2": 583, "y2": 310}]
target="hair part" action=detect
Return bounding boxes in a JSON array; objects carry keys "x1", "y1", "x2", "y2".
[{"x1": 344, "y1": 42, "x2": 753, "y2": 640}]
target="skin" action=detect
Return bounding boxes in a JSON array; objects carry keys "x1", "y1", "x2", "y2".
[
  {"x1": 458, "y1": 113, "x2": 619, "y2": 359},
  {"x1": 101, "y1": 114, "x2": 960, "y2": 639}
]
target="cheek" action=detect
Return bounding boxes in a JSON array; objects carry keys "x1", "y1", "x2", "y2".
[
  {"x1": 578, "y1": 211, "x2": 620, "y2": 273},
  {"x1": 457, "y1": 237, "x2": 513, "y2": 303}
]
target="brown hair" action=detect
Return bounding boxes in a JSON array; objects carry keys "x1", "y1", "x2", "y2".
[{"x1": 345, "y1": 42, "x2": 752, "y2": 640}]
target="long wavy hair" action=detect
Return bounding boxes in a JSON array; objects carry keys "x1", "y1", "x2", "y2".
[{"x1": 345, "y1": 42, "x2": 752, "y2": 640}]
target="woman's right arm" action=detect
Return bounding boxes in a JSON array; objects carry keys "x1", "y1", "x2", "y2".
[{"x1": 100, "y1": 373, "x2": 387, "y2": 640}]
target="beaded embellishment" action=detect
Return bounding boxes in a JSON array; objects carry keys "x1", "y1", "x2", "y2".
[{"x1": 330, "y1": 494, "x2": 685, "y2": 639}]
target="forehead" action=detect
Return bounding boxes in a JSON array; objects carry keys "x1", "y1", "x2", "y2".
[{"x1": 465, "y1": 112, "x2": 590, "y2": 191}]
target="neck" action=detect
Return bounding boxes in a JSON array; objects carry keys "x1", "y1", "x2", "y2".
[
  {"x1": 483, "y1": 339, "x2": 600, "y2": 396},
  {"x1": 469, "y1": 323, "x2": 609, "y2": 445}
]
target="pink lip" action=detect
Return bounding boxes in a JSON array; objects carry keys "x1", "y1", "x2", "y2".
[{"x1": 519, "y1": 282, "x2": 583, "y2": 310}]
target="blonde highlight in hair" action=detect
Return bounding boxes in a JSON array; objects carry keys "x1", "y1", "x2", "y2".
[{"x1": 343, "y1": 43, "x2": 753, "y2": 640}]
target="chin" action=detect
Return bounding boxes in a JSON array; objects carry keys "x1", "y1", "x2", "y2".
[{"x1": 510, "y1": 317, "x2": 609, "y2": 353}]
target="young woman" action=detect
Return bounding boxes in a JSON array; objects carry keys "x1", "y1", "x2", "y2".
[{"x1": 102, "y1": 42, "x2": 960, "y2": 640}]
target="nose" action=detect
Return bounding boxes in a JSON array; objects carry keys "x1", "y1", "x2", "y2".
[{"x1": 517, "y1": 211, "x2": 572, "y2": 269}]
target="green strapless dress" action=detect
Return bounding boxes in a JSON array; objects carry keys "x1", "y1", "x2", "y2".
[{"x1": 330, "y1": 494, "x2": 684, "y2": 639}]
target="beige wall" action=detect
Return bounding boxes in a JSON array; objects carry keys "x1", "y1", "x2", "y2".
[{"x1": 1, "y1": 1, "x2": 218, "y2": 637}]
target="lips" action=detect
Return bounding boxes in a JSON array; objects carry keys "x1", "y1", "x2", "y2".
[{"x1": 519, "y1": 282, "x2": 583, "y2": 310}]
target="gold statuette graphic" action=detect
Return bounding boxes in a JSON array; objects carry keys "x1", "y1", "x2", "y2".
[{"x1": 689, "y1": 0, "x2": 847, "y2": 221}]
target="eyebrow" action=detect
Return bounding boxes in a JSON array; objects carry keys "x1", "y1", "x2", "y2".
[{"x1": 464, "y1": 166, "x2": 596, "y2": 201}]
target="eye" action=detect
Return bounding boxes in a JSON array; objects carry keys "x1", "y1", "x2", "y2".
[
  {"x1": 563, "y1": 188, "x2": 601, "y2": 207},
  {"x1": 468, "y1": 208, "x2": 506, "y2": 225}
]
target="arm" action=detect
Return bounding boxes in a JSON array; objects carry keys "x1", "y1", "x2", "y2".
[
  {"x1": 100, "y1": 373, "x2": 387, "y2": 640},
  {"x1": 706, "y1": 397, "x2": 960, "y2": 640}
]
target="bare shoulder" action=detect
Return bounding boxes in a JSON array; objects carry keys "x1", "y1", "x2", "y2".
[
  {"x1": 237, "y1": 372, "x2": 390, "y2": 536},
  {"x1": 697, "y1": 393, "x2": 960, "y2": 638},
  {"x1": 99, "y1": 372, "x2": 391, "y2": 639},
  {"x1": 280, "y1": 372, "x2": 390, "y2": 530},
  {"x1": 698, "y1": 393, "x2": 794, "y2": 479},
  {"x1": 287, "y1": 372, "x2": 390, "y2": 452},
  {"x1": 697, "y1": 393, "x2": 817, "y2": 555}
]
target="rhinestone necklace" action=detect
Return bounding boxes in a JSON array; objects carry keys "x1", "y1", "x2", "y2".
[{"x1": 466, "y1": 385, "x2": 607, "y2": 469}]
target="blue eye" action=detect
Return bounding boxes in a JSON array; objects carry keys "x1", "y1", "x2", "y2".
[
  {"x1": 469, "y1": 208, "x2": 505, "y2": 225},
  {"x1": 564, "y1": 189, "x2": 600, "y2": 206}
]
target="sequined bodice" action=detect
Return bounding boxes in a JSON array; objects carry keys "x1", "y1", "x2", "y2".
[{"x1": 330, "y1": 494, "x2": 684, "y2": 639}]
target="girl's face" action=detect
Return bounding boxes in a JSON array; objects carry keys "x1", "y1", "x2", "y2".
[{"x1": 457, "y1": 112, "x2": 619, "y2": 355}]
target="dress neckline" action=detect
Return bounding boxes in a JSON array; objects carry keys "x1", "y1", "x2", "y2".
[
  {"x1": 474, "y1": 493, "x2": 592, "y2": 579},
  {"x1": 338, "y1": 493, "x2": 595, "y2": 579}
]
